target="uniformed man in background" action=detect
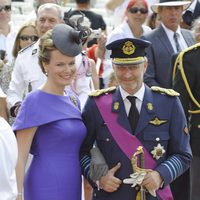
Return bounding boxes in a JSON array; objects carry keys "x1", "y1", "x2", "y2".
[
  {"x1": 80, "y1": 37, "x2": 192, "y2": 200},
  {"x1": 7, "y1": 3, "x2": 63, "y2": 117},
  {"x1": 173, "y1": 43, "x2": 200, "y2": 200}
]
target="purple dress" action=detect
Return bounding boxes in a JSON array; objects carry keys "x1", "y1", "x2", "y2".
[{"x1": 13, "y1": 89, "x2": 86, "y2": 200}]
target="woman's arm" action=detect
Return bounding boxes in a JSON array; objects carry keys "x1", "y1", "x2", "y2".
[
  {"x1": 106, "y1": 0, "x2": 125, "y2": 11},
  {"x1": 16, "y1": 127, "x2": 37, "y2": 199}
]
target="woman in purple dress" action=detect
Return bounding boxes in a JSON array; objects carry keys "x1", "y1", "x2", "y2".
[{"x1": 13, "y1": 24, "x2": 87, "y2": 200}]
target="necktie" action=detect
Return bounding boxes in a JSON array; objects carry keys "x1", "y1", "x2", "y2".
[
  {"x1": 173, "y1": 32, "x2": 181, "y2": 52},
  {"x1": 127, "y1": 96, "x2": 139, "y2": 134}
]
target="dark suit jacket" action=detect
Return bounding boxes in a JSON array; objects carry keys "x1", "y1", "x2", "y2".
[
  {"x1": 142, "y1": 25, "x2": 195, "y2": 88},
  {"x1": 80, "y1": 86, "x2": 192, "y2": 200}
]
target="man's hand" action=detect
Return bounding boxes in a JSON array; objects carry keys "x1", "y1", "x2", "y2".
[
  {"x1": 99, "y1": 162, "x2": 122, "y2": 192},
  {"x1": 141, "y1": 170, "x2": 163, "y2": 192}
]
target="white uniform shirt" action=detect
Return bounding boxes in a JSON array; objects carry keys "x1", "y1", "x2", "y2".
[
  {"x1": 107, "y1": 20, "x2": 152, "y2": 44},
  {"x1": 0, "y1": 117, "x2": 18, "y2": 200},
  {"x1": 0, "y1": 23, "x2": 17, "y2": 63},
  {"x1": 7, "y1": 41, "x2": 46, "y2": 108}
]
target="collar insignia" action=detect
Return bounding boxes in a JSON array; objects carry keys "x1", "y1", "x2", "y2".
[
  {"x1": 122, "y1": 41, "x2": 135, "y2": 55},
  {"x1": 32, "y1": 48, "x2": 37, "y2": 55},
  {"x1": 151, "y1": 143, "x2": 166, "y2": 160},
  {"x1": 70, "y1": 95, "x2": 78, "y2": 107},
  {"x1": 113, "y1": 102, "x2": 119, "y2": 111},
  {"x1": 149, "y1": 117, "x2": 167, "y2": 126},
  {"x1": 184, "y1": 126, "x2": 189, "y2": 135},
  {"x1": 147, "y1": 103, "x2": 153, "y2": 111}
]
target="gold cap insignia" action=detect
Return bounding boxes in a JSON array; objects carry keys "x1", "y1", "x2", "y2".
[
  {"x1": 122, "y1": 41, "x2": 135, "y2": 55},
  {"x1": 149, "y1": 117, "x2": 167, "y2": 126},
  {"x1": 113, "y1": 102, "x2": 119, "y2": 111},
  {"x1": 147, "y1": 103, "x2": 153, "y2": 111},
  {"x1": 70, "y1": 95, "x2": 78, "y2": 107},
  {"x1": 184, "y1": 126, "x2": 189, "y2": 135},
  {"x1": 151, "y1": 143, "x2": 166, "y2": 160}
]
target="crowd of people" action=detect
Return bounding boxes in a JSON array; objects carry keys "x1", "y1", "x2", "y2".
[{"x1": 0, "y1": 0, "x2": 200, "y2": 200}]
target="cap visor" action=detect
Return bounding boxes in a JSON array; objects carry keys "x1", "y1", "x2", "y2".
[{"x1": 112, "y1": 57, "x2": 145, "y2": 65}]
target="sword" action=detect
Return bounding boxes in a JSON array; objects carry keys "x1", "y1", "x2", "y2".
[{"x1": 123, "y1": 146, "x2": 156, "y2": 199}]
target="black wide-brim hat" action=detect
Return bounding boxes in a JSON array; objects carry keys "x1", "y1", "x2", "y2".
[{"x1": 151, "y1": 0, "x2": 191, "y2": 13}]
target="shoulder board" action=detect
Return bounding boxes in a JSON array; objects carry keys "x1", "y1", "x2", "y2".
[
  {"x1": 18, "y1": 42, "x2": 36, "y2": 54},
  {"x1": 151, "y1": 86, "x2": 180, "y2": 96},
  {"x1": 89, "y1": 86, "x2": 116, "y2": 97}
]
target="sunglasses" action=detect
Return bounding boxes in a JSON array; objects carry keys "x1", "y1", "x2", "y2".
[
  {"x1": 0, "y1": 5, "x2": 11, "y2": 12},
  {"x1": 129, "y1": 7, "x2": 148, "y2": 14},
  {"x1": 19, "y1": 35, "x2": 39, "y2": 42}
]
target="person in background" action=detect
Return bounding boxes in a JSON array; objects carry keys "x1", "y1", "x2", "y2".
[
  {"x1": 172, "y1": 37, "x2": 200, "y2": 200},
  {"x1": 192, "y1": 16, "x2": 200, "y2": 43},
  {"x1": 0, "y1": 20, "x2": 38, "y2": 94},
  {"x1": 107, "y1": 0, "x2": 151, "y2": 44},
  {"x1": 64, "y1": 11, "x2": 99, "y2": 110},
  {"x1": 0, "y1": 86, "x2": 8, "y2": 121},
  {"x1": 87, "y1": 32, "x2": 107, "y2": 89},
  {"x1": 142, "y1": 0, "x2": 195, "y2": 89},
  {"x1": 105, "y1": 0, "x2": 130, "y2": 28},
  {"x1": 146, "y1": 12, "x2": 161, "y2": 30},
  {"x1": 80, "y1": 37, "x2": 192, "y2": 200},
  {"x1": 74, "y1": 0, "x2": 106, "y2": 47},
  {"x1": 13, "y1": 24, "x2": 87, "y2": 200},
  {"x1": 26, "y1": 0, "x2": 61, "y2": 21},
  {"x1": 7, "y1": 3, "x2": 63, "y2": 117},
  {"x1": 0, "y1": 112, "x2": 18, "y2": 200},
  {"x1": 181, "y1": 0, "x2": 200, "y2": 29},
  {"x1": 0, "y1": 0, "x2": 17, "y2": 63}
]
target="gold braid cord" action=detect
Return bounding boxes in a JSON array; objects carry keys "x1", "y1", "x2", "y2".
[{"x1": 172, "y1": 43, "x2": 200, "y2": 114}]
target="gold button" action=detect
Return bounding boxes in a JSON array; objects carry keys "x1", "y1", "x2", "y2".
[
  {"x1": 198, "y1": 125, "x2": 200, "y2": 128},
  {"x1": 106, "y1": 138, "x2": 110, "y2": 142},
  {"x1": 93, "y1": 193, "x2": 96, "y2": 197}
]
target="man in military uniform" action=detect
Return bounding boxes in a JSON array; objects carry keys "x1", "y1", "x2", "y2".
[
  {"x1": 7, "y1": 3, "x2": 63, "y2": 117},
  {"x1": 80, "y1": 38, "x2": 192, "y2": 200},
  {"x1": 173, "y1": 43, "x2": 200, "y2": 200}
]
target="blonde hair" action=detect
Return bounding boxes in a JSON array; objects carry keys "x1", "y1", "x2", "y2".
[{"x1": 38, "y1": 29, "x2": 56, "y2": 73}]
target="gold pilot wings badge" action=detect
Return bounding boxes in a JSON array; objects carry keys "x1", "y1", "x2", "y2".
[{"x1": 149, "y1": 117, "x2": 167, "y2": 126}]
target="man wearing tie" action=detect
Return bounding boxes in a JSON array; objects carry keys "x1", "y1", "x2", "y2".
[
  {"x1": 80, "y1": 38, "x2": 192, "y2": 200},
  {"x1": 142, "y1": 0, "x2": 195, "y2": 89}
]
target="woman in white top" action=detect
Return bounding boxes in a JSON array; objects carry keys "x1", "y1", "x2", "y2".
[
  {"x1": 107, "y1": 0, "x2": 152, "y2": 44},
  {"x1": 0, "y1": 88, "x2": 18, "y2": 200}
]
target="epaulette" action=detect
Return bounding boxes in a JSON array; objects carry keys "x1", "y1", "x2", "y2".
[
  {"x1": 172, "y1": 43, "x2": 200, "y2": 80},
  {"x1": 18, "y1": 42, "x2": 36, "y2": 54},
  {"x1": 172, "y1": 43, "x2": 200, "y2": 114},
  {"x1": 151, "y1": 86, "x2": 180, "y2": 96},
  {"x1": 89, "y1": 86, "x2": 116, "y2": 97}
]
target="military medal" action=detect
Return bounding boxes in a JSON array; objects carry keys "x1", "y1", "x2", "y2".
[
  {"x1": 113, "y1": 102, "x2": 119, "y2": 111},
  {"x1": 147, "y1": 103, "x2": 153, "y2": 111},
  {"x1": 151, "y1": 143, "x2": 166, "y2": 160}
]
